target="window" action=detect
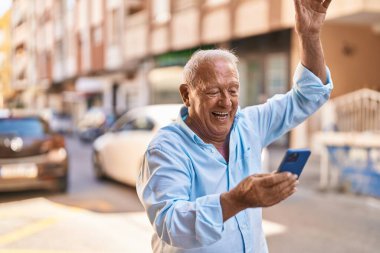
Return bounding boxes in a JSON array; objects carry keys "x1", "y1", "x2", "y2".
[
  {"x1": 0, "y1": 118, "x2": 46, "y2": 137},
  {"x1": 55, "y1": 40, "x2": 64, "y2": 61},
  {"x1": 110, "y1": 9, "x2": 121, "y2": 45},
  {"x1": 17, "y1": 70, "x2": 26, "y2": 81},
  {"x1": 15, "y1": 44, "x2": 25, "y2": 57},
  {"x1": 265, "y1": 53, "x2": 288, "y2": 97},
  {"x1": 127, "y1": 0, "x2": 145, "y2": 15},
  {"x1": 172, "y1": 0, "x2": 197, "y2": 11},
  {"x1": 204, "y1": 0, "x2": 229, "y2": 7},
  {"x1": 94, "y1": 26, "x2": 102, "y2": 46},
  {"x1": 114, "y1": 116, "x2": 154, "y2": 132},
  {"x1": 66, "y1": 0, "x2": 75, "y2": 11}
]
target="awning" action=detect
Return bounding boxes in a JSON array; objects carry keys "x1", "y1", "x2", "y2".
[{"x1": 148, "y1": 66, "x2": 184, "y2": 91}]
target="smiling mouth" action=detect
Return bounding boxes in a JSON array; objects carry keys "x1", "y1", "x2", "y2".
[{"x1": 212, "y1": 112, "x2": 229, "y2": 120}]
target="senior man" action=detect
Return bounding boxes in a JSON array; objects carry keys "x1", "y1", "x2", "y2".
[{"x1": 137, "y1": 0, "x2": 333, "y2": 252}]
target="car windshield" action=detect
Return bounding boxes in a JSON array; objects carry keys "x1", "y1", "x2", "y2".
[{"x1": 0, "y1": 118, "x2": 46, "y2": 137}]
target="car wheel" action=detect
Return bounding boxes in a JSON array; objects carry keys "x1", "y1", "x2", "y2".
[{"x1": 92, "y1": 151, "x2": 105, "y2": 180}]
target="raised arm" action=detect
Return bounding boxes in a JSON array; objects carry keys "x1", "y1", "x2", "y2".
[{"x1": 294, "y1": 0, "x2": 332, "y2": 84}]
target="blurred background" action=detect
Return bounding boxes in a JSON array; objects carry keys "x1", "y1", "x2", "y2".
[{"x1": 0, "y1": 0, "x2": 379, "y2": 252}]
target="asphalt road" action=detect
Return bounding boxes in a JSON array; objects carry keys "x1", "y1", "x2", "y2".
[
  {"x1": 0, "y1": 136, "x2": 379, "y2": 253},
  {"x1": 264, "y1": 147, "x2": 380, "y2": 253},
  {"x1": 0, "y1": 135, "x2": 144, "y2": 213}
]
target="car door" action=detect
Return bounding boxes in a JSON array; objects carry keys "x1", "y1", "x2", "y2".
[{"x1": 99, "y1": 115, "x2": 155, "y2": 186}]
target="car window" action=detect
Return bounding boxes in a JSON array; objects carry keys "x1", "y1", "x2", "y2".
[
  {"x1": 0, "y1": 118, "x2": 46, "y2": 137},
  {"x1": 116, "y1": 117, "x2": 155, "y2": 132}
]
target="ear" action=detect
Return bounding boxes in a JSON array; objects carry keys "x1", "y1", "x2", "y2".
[{"x1": 179, "y1": 84, "x2": 191, "y2": 107}]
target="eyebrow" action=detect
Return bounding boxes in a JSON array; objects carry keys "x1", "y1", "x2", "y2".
[{"x1": 205, "y1": 81, "x2": 239, "y2": 87}]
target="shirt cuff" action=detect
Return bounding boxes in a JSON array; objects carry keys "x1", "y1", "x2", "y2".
[
  {"x1": 195, "y1": 193, "x2": 224, "y2": 245},
  {"x1": 293, "y1": 63, "x2": 334, "y2": 102}
]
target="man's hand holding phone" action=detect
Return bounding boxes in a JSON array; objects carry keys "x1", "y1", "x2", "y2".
[{"x1": 220, "y1": 149, "x2": 310, "y2": 221}]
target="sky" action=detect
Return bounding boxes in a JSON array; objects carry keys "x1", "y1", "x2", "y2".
[{"x1": 0, "y1": 0, "x2": 12, "y2": 17}]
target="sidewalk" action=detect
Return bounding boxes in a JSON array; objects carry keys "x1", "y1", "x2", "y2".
[{"x1": 264, "y1": 146, "x2": 380, "y2": 253}]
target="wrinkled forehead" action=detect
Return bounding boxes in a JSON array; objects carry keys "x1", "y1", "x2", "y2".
[{"x1": 196, "y1": 59, "x2": 239, "y2": 88}]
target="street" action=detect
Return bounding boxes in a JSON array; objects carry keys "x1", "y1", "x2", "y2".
[{"x1": 0, "y1": 136, "x2": 379, "y2": 253}]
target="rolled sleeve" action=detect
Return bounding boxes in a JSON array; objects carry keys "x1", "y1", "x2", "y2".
[
  {"x1": 293, "y1": 63, "x2": 333, "y2": 102},
  {"x1": 137, "y1": 146, "x2": 224, "y2": 249},
  {"x1": 253, "y1": 63, "x2": 334, "y2": 147},
  {"x1": 195, "y1": 194, "x2": 224, "y2": 245}
]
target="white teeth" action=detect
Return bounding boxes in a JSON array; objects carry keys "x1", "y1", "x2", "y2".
[{"x1": 213, "y1": 112, "x2": 228, "y2": 116}]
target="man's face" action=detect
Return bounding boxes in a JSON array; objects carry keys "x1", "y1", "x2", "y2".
[{"x1": 184, "y1": 59, "x2": 239, "y2": 142}]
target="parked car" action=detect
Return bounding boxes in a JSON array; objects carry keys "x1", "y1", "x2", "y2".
[
  {"x1": 50, "y1": 111, "x2": 73, "y2": 134},
  {"x1": 77, "y1": 107, "x2": 115, "y2": 143},
  {"x1": 0, "y1": 111, "x2": 69, "y2": 192},
  {"x1": 92, "y1": 104, "x2": 269, "y2": 187},
  {"x1": 92, "y1": 104, "x2": 182, "y2": 186}
]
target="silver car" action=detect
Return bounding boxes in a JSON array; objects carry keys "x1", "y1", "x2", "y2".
[{"x1": 92, "y1": 104, "x2": 269, "y2": 186}]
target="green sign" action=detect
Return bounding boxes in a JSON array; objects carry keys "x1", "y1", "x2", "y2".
[{"x1": 154, "y1": 45, "x2": 215, "y2": 67}]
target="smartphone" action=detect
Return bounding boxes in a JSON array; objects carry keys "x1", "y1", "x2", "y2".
[{"x1": 277, "y1": 148, "x2": 311, "y2": 178}]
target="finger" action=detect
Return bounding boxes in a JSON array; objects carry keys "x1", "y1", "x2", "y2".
[
  {"x1": 275, "y1": 178, "x2": 298, "y2": 194},
  {"x1": 269, "y1": 180, "x2": 298, "y2": 205},
  {"x1": 253, "y1": 173, "x2": 271, "y2": 178},
  {"x1": 281, "y1": 180, "x2": 298, "y2": 196},
  {"x1": 322, "y1": 0, "x2": 332, "y2": 9},
  {"x1": 261, "y1": 172, "x2": 295, "y2": 187},
  {"x1": 293, "y1": 0, "x2": 302, "y2": 14},
  {"x1": 263, "y1": 183, "x2": 296, "y2": 207},
  {"x1": 282, "y1": 184, "x2": 298, "y2": 199}
]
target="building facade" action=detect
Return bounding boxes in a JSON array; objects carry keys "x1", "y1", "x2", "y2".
[
  {"x1": 0, "y1": 10, "x2": 12, "y2": 108},
  {"x1": 9, "y1": 0, "x2": 380, "y2": 146}
]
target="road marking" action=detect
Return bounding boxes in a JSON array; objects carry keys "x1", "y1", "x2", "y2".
[
  {"x1": 0, "y1": 250, "x2": 112, "y2": 253},
  {"x1": 0, "y1": 217, "x2": 58, "y2": 246},
  {"x1": 0, "y1": 250, "x2": 72, "y2": 253},
  {"x1": 263, "y1": 220, "x2": 287, "y2": 236},
  {"x1": 366, "y1": 197, "x2": 380, "y2": 210},
  {"x1": 0, "y1": 250, "x2": 105, "y2": 253}
]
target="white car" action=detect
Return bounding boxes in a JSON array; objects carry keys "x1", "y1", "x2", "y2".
[
  {"x1": 92, "y1": 104, "x2": 269, "y2": 186},
  {"x1": 92, "y1": 104, "x2": 183, "y2": 186}
]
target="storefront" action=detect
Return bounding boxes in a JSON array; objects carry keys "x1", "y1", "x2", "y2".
[
  {"x1": 232, "y1": 30, "x2": 291, "y2": 146},
  {"x1": 149, "y1": 46, "x2": 214, "y2": 104}
]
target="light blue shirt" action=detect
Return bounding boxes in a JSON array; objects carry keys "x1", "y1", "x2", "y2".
[{"x1": 137, "y1": 64, "x2": 333, "y2": 253}]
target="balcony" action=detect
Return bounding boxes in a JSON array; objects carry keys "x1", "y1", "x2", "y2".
[
  {"x1": 202, "y1": 4, "x2": 231, "y2": 44},
  {"x1": 323, "y1": 0, "x2": 380, "y2": 31},
  {"x1": 171, "y1": 6, "x2": 200, "y2": 50},
  {"x1": 124, "y1": 11, "x2": 149, "y2": 60},
  {"x1": 12, "y1": 23, "x2": 28, "y2": 47}
]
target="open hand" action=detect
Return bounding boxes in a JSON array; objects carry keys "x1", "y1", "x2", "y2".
[
  {"x1": 294, "y1": 0, "x2": 332, "y2": 37},
  {"x1": 221, "y1": 172, "x2": 298, "y2": 221}
]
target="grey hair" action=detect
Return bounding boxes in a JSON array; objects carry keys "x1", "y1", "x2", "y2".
[{"x1": 183, "y1": 49, "x2": 239, "y2": 88}]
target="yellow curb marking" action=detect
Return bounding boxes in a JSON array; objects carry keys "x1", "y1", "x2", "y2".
[
  {"x1": 0, "y1": 250, "x2": 72, "y2": 253},
  {"x1": 0, "y1": 217, "x2": 58, "y2": 246},
  {"x1": 0, "y1": 250, "x2": 97, "y2": 253}
]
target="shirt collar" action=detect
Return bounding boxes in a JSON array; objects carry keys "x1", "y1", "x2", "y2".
[{"x1": 177, "y1": 106, "x2": 204, "y2": 145}]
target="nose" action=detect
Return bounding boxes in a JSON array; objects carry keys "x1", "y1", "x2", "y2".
[{"x1": 219, "y1": 91, "x2": 232, "y2": 107}]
